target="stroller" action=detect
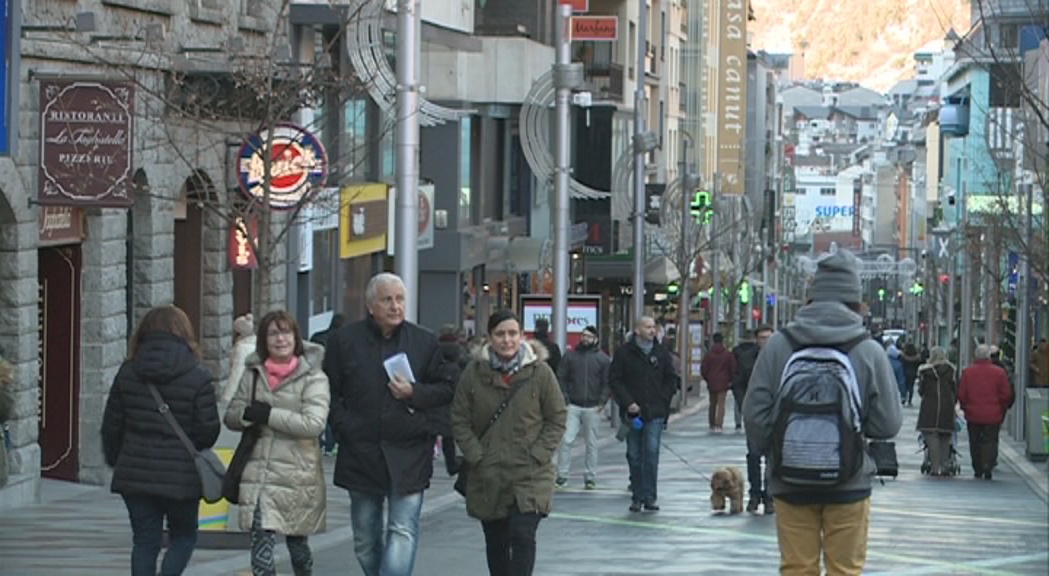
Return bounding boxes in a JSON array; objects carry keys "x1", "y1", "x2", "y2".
[{"x1": 918, "y1": 415, "x2": 964, "y2": 477}]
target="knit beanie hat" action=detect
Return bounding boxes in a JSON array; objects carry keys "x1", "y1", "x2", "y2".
[
  {"x1": 233, "y1": 314, "x2": 254, "y2": 338},
  {"x1": 809, "y1": 250, "x2": 862, "y2": 304}
]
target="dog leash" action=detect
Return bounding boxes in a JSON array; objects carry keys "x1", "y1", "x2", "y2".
[{"x1": 661, "y1": 439, "x2": 713, "y2": 483}]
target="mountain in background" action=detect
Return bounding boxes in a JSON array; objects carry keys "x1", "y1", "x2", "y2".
[{"x1": 749, "y1": 0, "x2": 972, "y2": 91}]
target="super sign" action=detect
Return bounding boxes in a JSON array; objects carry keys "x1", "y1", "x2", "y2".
[{"x1": 237, "y1": 123, "x2": 328, "y2": 210}]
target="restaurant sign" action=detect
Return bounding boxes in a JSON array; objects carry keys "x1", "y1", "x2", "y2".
[
  {"x1": 236, "y1": 123, "x2": 328, "y2": 210},
  {"x1": 229, "y1": 215, "x2": 259, "y2": 270},
  {"x1": 38, "y1": 79, "x2": 134, "y2": 207},
  {"x1": 38, "y1": 206, "x2": 85, "y2": 247}
]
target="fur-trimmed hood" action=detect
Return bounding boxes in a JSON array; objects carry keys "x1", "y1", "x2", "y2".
[{"x1": 470, "y1": 338, "x2": 548, "y2": 366}]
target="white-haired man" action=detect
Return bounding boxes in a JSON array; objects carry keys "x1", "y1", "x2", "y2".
[{"x1": 323, "y1": 273, "x2": 453, "y2": 576}]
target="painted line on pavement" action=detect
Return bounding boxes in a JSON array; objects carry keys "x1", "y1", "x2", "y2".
[
  {"x1": 548, "y1": 511, "x2": 1044, "y2": 575},
  {"x1": 866, "y1": 551, "x2": 1049, "y2": 576},
  {"x1": 871, "y1": 505, "x2": 1048, "y2": 527}
]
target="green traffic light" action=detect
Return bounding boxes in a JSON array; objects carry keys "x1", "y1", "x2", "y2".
[
  {"x1": 739, "y1": 280, "x2": 750, "y2": 305},
  {"x1": 877, "y1": 288, "x2": 886, "y2": 301}
]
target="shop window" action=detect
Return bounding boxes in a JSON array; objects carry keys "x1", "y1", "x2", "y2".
[{"x1": 311, "y1": 229, "x2": 337, "y2": 316}]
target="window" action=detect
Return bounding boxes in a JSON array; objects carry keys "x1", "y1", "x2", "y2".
[
  {"x1": 797, "y1": 188, "x2": 806, "y2": 195},
  {"x1": 460, "y1": 117, "x2": 472, "y2": 224},
  {"x1": 820, "y1": 187, "x2": 836, "y2": 196},
  {"x1": 343, "y1": 99, "x2": 368, "y2": 179},
  {"x1": 311, "y1": 229, "x2": 337, "y2": 316}
]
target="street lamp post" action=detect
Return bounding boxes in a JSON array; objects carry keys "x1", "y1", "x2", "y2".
[
  {"x1": 631, "y1": 0, "x2": 649, "y2": 322},
  {"x1": 551, "y1": 3, "x2": 577, "y2": 352},
  {"x1": 394, "y1": 0, "x2": 420, "y2": 321},
  {"x1": 678, "y1": 133, "x2": 695, "y2": 409}
]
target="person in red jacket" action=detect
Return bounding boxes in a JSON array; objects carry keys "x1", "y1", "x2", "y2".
[
  {"x1": 701, "y1": 333, "x2": 737, "y2": 433},
  {"x1": 958, "y1": 344, "x2": 1014, "y2": 480}
]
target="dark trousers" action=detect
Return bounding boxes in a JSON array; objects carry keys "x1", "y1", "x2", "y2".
[
  {"x1": 746, "y1": 438, "x2": 770, "y2": 501},
  {"x1": 481, "y1": 509, "x2": 542, "y2": 576},
  {"x1": 122, "y1": 494, "x2": 199, "y2": 576},
  {"x1": 441, "y1": 435, "x2": 460, "y2": 475},
  {"x1": 967, "y1": 423, "x2": 1000, "y2": 475}
]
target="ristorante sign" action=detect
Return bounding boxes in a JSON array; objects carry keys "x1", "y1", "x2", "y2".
[
  {"x1": 38, "y1": 79, "x2": 134, "y2": 207},
  {"x1": 716, "y1": 0, "x2": 747, "y2": 196}
]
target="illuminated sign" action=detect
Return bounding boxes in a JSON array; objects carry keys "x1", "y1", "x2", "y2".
[{"x1": 815, "y1": 206, "x2": 856, "y2": 218}]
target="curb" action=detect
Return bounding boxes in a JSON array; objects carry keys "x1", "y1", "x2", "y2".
[{"x1": 998, "y1": 436, "x2": 1049, "y2": 504}]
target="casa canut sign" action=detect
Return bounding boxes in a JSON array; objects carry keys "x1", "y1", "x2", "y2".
[{"x1": 38, "y1": 79, "x2": 135, "y2": 207}]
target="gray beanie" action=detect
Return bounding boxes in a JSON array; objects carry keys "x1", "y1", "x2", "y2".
[{"x1": 809, "y1": 250, "x2": 862, "y2": 304}]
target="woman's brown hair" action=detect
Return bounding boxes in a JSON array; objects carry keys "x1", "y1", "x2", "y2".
[
  {"x1": 255, "y1": 310, "x2": 305, "y2": 361},
  {"x1": 129, "y1": 305, "x2": 200, "y2": 359}
]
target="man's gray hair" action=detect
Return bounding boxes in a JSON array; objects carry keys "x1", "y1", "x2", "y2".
[
  {"x1": 365, "y1": 272, "x2": 405, "y2": 303},
  {"x1": 974, "y1": 343, "x2": 991, "y2": 360},
  {"x1": 635, "y1": 315, "x2": 655, "y2": 327}
]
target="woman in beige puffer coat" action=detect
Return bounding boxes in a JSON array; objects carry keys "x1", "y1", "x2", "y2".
[{"x1": 225, "y1": 310, "x2": 329, "y2": 576}]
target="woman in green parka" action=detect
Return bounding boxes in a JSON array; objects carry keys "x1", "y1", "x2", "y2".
[{"x1": 451, "y1": 309, "x2": 567, "y2": 576}]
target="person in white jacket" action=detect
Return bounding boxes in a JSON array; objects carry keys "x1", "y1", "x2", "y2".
[{"x1": 222, "y1": 313, "x2": 256, "y2": 405}]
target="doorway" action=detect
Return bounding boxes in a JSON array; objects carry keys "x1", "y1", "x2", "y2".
[
  {"x1": 38, "y1": 246, "x2": 82, "y2": 481},
  {"x1": 174, "y1": 198, "x2": 203, "y2": 337}
]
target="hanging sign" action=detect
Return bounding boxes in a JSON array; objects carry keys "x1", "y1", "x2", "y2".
[{"x1": 236, "y1": 123, "x2": 327, "y2": 210}]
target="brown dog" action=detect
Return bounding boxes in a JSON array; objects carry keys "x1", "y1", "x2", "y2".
[{"x1": 710, "y1": 466, "x2": 745, "y2": 514}]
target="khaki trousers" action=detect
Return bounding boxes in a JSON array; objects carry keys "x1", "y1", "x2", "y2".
[{"x1": 775, "y1": 497, "x2": 871, "y2": 576}]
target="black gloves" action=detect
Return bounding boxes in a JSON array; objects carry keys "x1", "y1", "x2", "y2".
[{"x1": 243, "y1": 401, "x2": 272, "y2": 425}]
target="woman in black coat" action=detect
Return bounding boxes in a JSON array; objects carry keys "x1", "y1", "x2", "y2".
[
  {"x1": 102, "y1": 305, "x2": 220, "y2": 576},
  {"x1": 916, "y1": 346, "x2": 957, "y2": 476},
  {"x1": 901, "y1": 342, "x2": 922, "y2": 406}
]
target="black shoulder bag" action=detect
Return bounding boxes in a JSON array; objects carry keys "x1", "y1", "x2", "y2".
[
  {"x1": 146, "y1": 383, "x2": 226, "y2": 504},
  {"x1": 222, "y1": 372, "x2": 261, "y2": 504},
  {"x1": 454, "y1": 376, "x2": 531, "y2": 497}
]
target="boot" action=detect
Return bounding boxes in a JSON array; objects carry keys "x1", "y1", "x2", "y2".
[
  {"x1": 763, "y1": 497, "x2": 775, "y2": 515},
  {"x1": 746, "y1": 496, "x2": 760, "y2": 513}
]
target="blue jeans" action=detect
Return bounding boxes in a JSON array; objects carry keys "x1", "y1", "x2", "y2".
[
  {"x1": 349, "y1": 490, "x2": 425, "y2": 576},
  {"x1": 122, "y1": 494, "x2": 199, "y2": 576},
  {"x1": 626, "y1": 417, "x2": 664, "y2": 505}
]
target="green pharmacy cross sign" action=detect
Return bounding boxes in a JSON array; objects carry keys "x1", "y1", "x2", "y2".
[
  {"x1": 909, "y1": 281, "x2": 924, "y2": 296},
  {"x1": 690, "y1": 190, "x2": 713, "y2": 223}
]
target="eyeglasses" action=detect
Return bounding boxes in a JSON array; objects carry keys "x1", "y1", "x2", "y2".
[{"x1": 267, "y1": 328, "x2": 294, "y2": 339}]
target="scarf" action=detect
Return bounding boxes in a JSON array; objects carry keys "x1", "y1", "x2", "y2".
[
  {"x1": 488, "y1": 344, "x2": 526, "y2": 375},
  {"x1": 263, "y1": 357, "x2": 299, "y2": 391},
  {"x1": 636, "y1": 337, "x2": 654, "y2": 355}
]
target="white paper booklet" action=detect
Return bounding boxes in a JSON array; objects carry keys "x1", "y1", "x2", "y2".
[{"x1": 383, "y1": 352, "x2": 416, "y2": 383}]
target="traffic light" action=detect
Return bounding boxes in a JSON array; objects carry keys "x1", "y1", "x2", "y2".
[
  {"x1": 667, "y1": 281, "x2": 680, "y2": 295},
  {"x1": 739, "y1": 280, "x2": 750, "y2": 305},
  {"x1": 877, "y1": 288, "x2": 886, "y2": 301},
  {"x1": 939, "y1": 274, "x2": 950, "y2": 285}
]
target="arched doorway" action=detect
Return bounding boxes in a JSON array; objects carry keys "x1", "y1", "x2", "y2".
[{"x1": 174, "y1": 174, "x2": 207, "y2": 338}]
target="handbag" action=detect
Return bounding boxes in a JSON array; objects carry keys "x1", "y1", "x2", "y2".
[
  {"x1": 146, "y1": 383, "x2": 226, "y2": 504},
  {"x1": 222, "y1": 373, "x2": 261, "y2": 504},
  {"x1": 454, "y1": 377, "x2": 531, "y2": 497}
]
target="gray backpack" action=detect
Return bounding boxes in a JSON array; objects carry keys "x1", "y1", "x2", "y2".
[{"x1": 771, "y1": 329, "x2": 868, "y2": 486}]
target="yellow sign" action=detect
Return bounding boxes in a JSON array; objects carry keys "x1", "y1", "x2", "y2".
[
  {"x1": 715, "y1": 0, "x2": 747, "y2": 195},
  {"x1": 340, "y1": 183, "x2": 390, "y2": 259}
]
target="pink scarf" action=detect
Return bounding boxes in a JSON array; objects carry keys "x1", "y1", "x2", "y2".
[{"x1": 263, "y1": 357, "x2": 299, "y2": 391}]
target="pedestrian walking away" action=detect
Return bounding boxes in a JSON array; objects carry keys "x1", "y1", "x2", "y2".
[
  {"x1": 737, "y1": 325, "x2": 775, "y2": 513},
  {"x1": 533, "y1": 318, "x2": 562, "y2": 375},
  {"x1": 555, "y1": 325, "x2": 611, "y2": 490},
  {"x1": 323, "y1": 272, "x2": 454, "y2": 576},
  {"x1": 958, "y1": 344, "x2": 1013, "y2": 480},
  {"x1": 225, "y1": 310, "x2": 330, "y2": 576},
  {"x1": 101, "y1": 305, "x2": 221, "y2": 576},
  {"x1": 702, "y1": 332, "x2": 737, "y2": 433},
  {"x1": 435, "y1": 325, "x2": 470, "y2": 476},
  {"x1": 310, "y1": 314, "x2": 345, "y2": 456},
  {"x1": 744, "y1": 250, "x2": 902, "y2": 576},
  {"x1": 731, "y1": 330, "x2": 761, "y2": 432},
  {"x1": 609, "y1": 316, "x2": 679, "y2": 513},
  {"x1": 916, "y1": 346, "x2": 958, "y2": 477},
  {"x1": 901, "y1": 343, "x2": 922, "y2": 406},
  {"x1": 450, "y1": 309, "x2": 567, "y2": 576}
]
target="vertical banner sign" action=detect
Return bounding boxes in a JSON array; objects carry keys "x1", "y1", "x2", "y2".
[
  {"x1": 716, "y1": 0, "x2": 747, "y2": 195},
  {"x1": 852, "y1": 178, "x2": 862, "y2": 236},
  {"x1": 38, "y1": 79, "x2": 134, "y2": 207},
  {"x1": 229, "y1": 215, "x2": 259, "y2": 270},
  {"x1": 0, "y1": 0, "x2": 10, "y2": 155}
]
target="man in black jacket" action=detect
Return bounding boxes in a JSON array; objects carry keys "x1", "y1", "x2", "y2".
[
  {"x1": 609, "y1": 316, "x2": 678, "y2": 512},
  {"x1": 737, "y1": 325, "x2": 774, "y2": 513},
  {"x1": 323, "y1": 273, "x2": 452, "y2": 576},
  {"x1": 555, "y1": 325, "x2": 611, "y2": 490}
]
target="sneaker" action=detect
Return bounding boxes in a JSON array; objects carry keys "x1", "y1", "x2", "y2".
[
  {"x1": 629, "y1": 501, "x2": 642, "y2": 512},
  {"x1": 584, "y1": 480, "x2": 596, "y2": 490},
  {"x1": 764, "y1": 499, "x2": 775, "y2": 515},
  {"x1": 746, "y1": 497, "x2": 760, "y2": 513},
  {"x1": 555, "y1": 477, "x2": 568, "y2": 488}
]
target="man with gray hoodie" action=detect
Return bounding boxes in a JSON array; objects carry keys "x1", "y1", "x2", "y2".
[{"x1": 743, "y1": 250, "x2": 901, "y2": 576}]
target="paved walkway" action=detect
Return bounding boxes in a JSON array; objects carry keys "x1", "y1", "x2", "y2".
[{"x1": 1, "y1": 391, "x2": 1046, "y2": 575}]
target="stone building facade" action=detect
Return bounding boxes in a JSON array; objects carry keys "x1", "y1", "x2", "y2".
[{"x1": 0, "y1": 0, "x2": 288, "y2": 510}]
